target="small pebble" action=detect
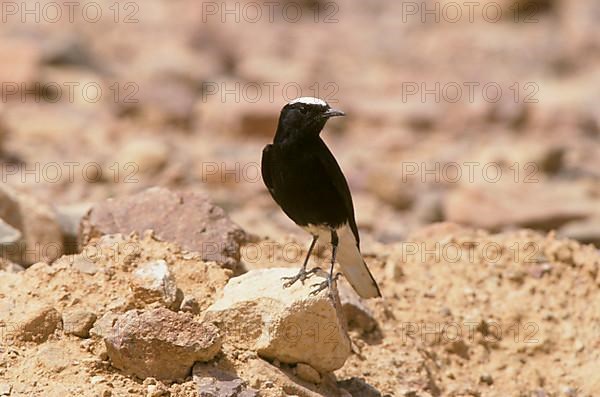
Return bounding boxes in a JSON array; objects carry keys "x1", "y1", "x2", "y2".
[
  {"x1": 90, "y1": 376, "x2": 105, "y2": 385},
  {"x1": 295, "y1": 363, "x2": 321, "y2": 384},
  {"x1": 479, "y1": 373, "x2": 493, "y2": 385},
  {"x1": 439, "y1": 307, "x2": 452, "y2": 317},
  {"x1": 0, "y1": 383, "x2": 12, "y2": 396},
  {"x1": 146, "y1": 384, "x2": 167, "y2": 397}
]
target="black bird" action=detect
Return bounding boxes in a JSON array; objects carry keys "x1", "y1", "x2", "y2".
[{"x1": 261, "y1": 97, "x2": 381, "y2": 298}]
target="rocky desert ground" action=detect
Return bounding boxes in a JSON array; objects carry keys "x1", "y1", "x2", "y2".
[{"x1": 1, "y1": 0, "x2": 600, "y2": 396}]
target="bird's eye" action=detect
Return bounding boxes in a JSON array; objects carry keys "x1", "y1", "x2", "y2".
[{"x1": 299, "y1": 107, "x2": 308, "y2": 114}]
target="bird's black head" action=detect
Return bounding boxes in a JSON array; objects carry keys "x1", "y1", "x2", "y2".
[{"x1": 273, "y1": 97, "x2": 345, "y2": 144}]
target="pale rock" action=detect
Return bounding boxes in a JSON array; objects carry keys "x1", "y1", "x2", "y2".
[
  {"x1": 63, "y1": 309, "x2": 97, "y2": 338},
  {"x1": 204, "y1": 268, "x2": 351, "y2": 373},
  {"x1": 0, "y1": 185, "x2": 63, "y2": 265},
  {"x1": 0, "y1": 218, "x2": 21, "y2": 245},
  {"x1": 443, "y1": 183, "x2": 593, "y2": 231},
  {"x1": 131, "y1": 260, "x2": 181, "y2": 309},
  {"x1": 0, "y1": 383, "x2": 11, "y2": 396},
  {"x1": 0, "y1": 257, "x2": 24, "y2": 273},
  {"x1": 295, "y1": 363, "x2": 321, "y2": 384},
  {"x1": 71, "y1": 255, "x2": 99, "y2": 275},
  {"x1": 90, "y1": 376, "x2": 106, "y2": 385},
  {"x1": 90, "y1": 312, "x2": 120, "y2": 339},
  {"x1": 146, "y1": 383, "x2": 168, "y2": 397},
  {"x1": 558, "y1": 218, "x2": 600, "y2": 247}
]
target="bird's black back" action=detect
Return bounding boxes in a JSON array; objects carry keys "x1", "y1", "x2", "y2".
[{"x1": 262, "y1": 136, "x2": 360, "y2": 244}]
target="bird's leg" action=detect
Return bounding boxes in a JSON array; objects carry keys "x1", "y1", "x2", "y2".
[
  {"x1": 282, "y1": 235, "x2": 319, "y2": 288},
  {"x1": 310, "y1": 230, "x2": 339, "y2": 296}
]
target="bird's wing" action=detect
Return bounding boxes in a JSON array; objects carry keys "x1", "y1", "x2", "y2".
[
  {"x1": 261, "y1": 144, "x2": 275, "y2": 195},
  {"x1": 316, "y1": 139, "x2": 361, "y2": 245}
]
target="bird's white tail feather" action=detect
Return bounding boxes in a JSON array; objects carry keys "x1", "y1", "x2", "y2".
[{"x1": 336, "y1": 225, "x2": 381, "y2": 298}]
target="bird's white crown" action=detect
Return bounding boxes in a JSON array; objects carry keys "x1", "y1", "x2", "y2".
[{"x1": 289, "y1": 97, "x2": 327, "y2": 107}]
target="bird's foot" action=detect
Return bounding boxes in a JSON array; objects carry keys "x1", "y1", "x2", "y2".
[
  {"x1": 282, "y1": 267, "x2": 319, "y2": 288},
  {"x1": 309, "y1": 272, "x2": 342, "y2": 297}
]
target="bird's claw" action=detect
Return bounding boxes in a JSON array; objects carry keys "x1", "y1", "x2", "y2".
[
  {"x1": 309, "y1": 281, "x2": 329, "y2": 296},
  {"x1": 282, "y1": 267, "x2": 319, "y2": 288},
  {"x1": 309, "y1": 273, "x2": 341, "y2": 297}
]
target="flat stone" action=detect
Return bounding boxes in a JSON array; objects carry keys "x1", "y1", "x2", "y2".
[
  {"x1": 443, "y1": 183, "x2": 594, "y2": 231},
  {"x1": 193, "y1": 363, "x2": 259, "y2": 397},
  {"x1": 337, "y1": 377, "x2": 382, "y2": 397}
]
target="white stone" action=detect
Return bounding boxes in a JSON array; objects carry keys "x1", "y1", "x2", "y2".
[
  {"x1": 204, "y1": 268, "x2": 351, "y2": 373},
  {"x1": 132, "y1": 260, "x2": 180, "y2": 309}
]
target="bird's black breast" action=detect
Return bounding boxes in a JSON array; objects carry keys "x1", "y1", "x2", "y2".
[{"x1": 262, "y1": 138, "x2": 351, "y2": 229}]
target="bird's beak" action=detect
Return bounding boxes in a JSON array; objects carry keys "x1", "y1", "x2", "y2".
[{"x1": 322, "y1": 108, "x2": 345, "y2": 118}]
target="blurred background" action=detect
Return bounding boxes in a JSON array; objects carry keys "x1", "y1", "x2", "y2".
[
  {"x1": 2, "y1": 2, "x2": 600, "y2": 395},
  {"x1": 1, "y1": 0, "x2": 600, "y2": 248}
]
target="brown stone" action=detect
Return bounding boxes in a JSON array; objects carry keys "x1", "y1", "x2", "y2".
[
  {"x1": 443, "y1": 183, "x2": 594, "y2": 231},
  {"x1": 0, "y1": 185, "x2": 63, "y2": 265},
  {"x1": 104, "y1": 308, "x2": 222, "y2": 381},
  {"x1": 63, "y1": 309, "x2": 97, "y2": 338},
  {"x1": 338, "y1": 282, "x2": 378, "y2": 333},
  {"x1": 14, "y1": 306, "x2": 61, "y2": 343},
  {"x1": 80, "y1": 187, "x2": 247, "y2": 269}
]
